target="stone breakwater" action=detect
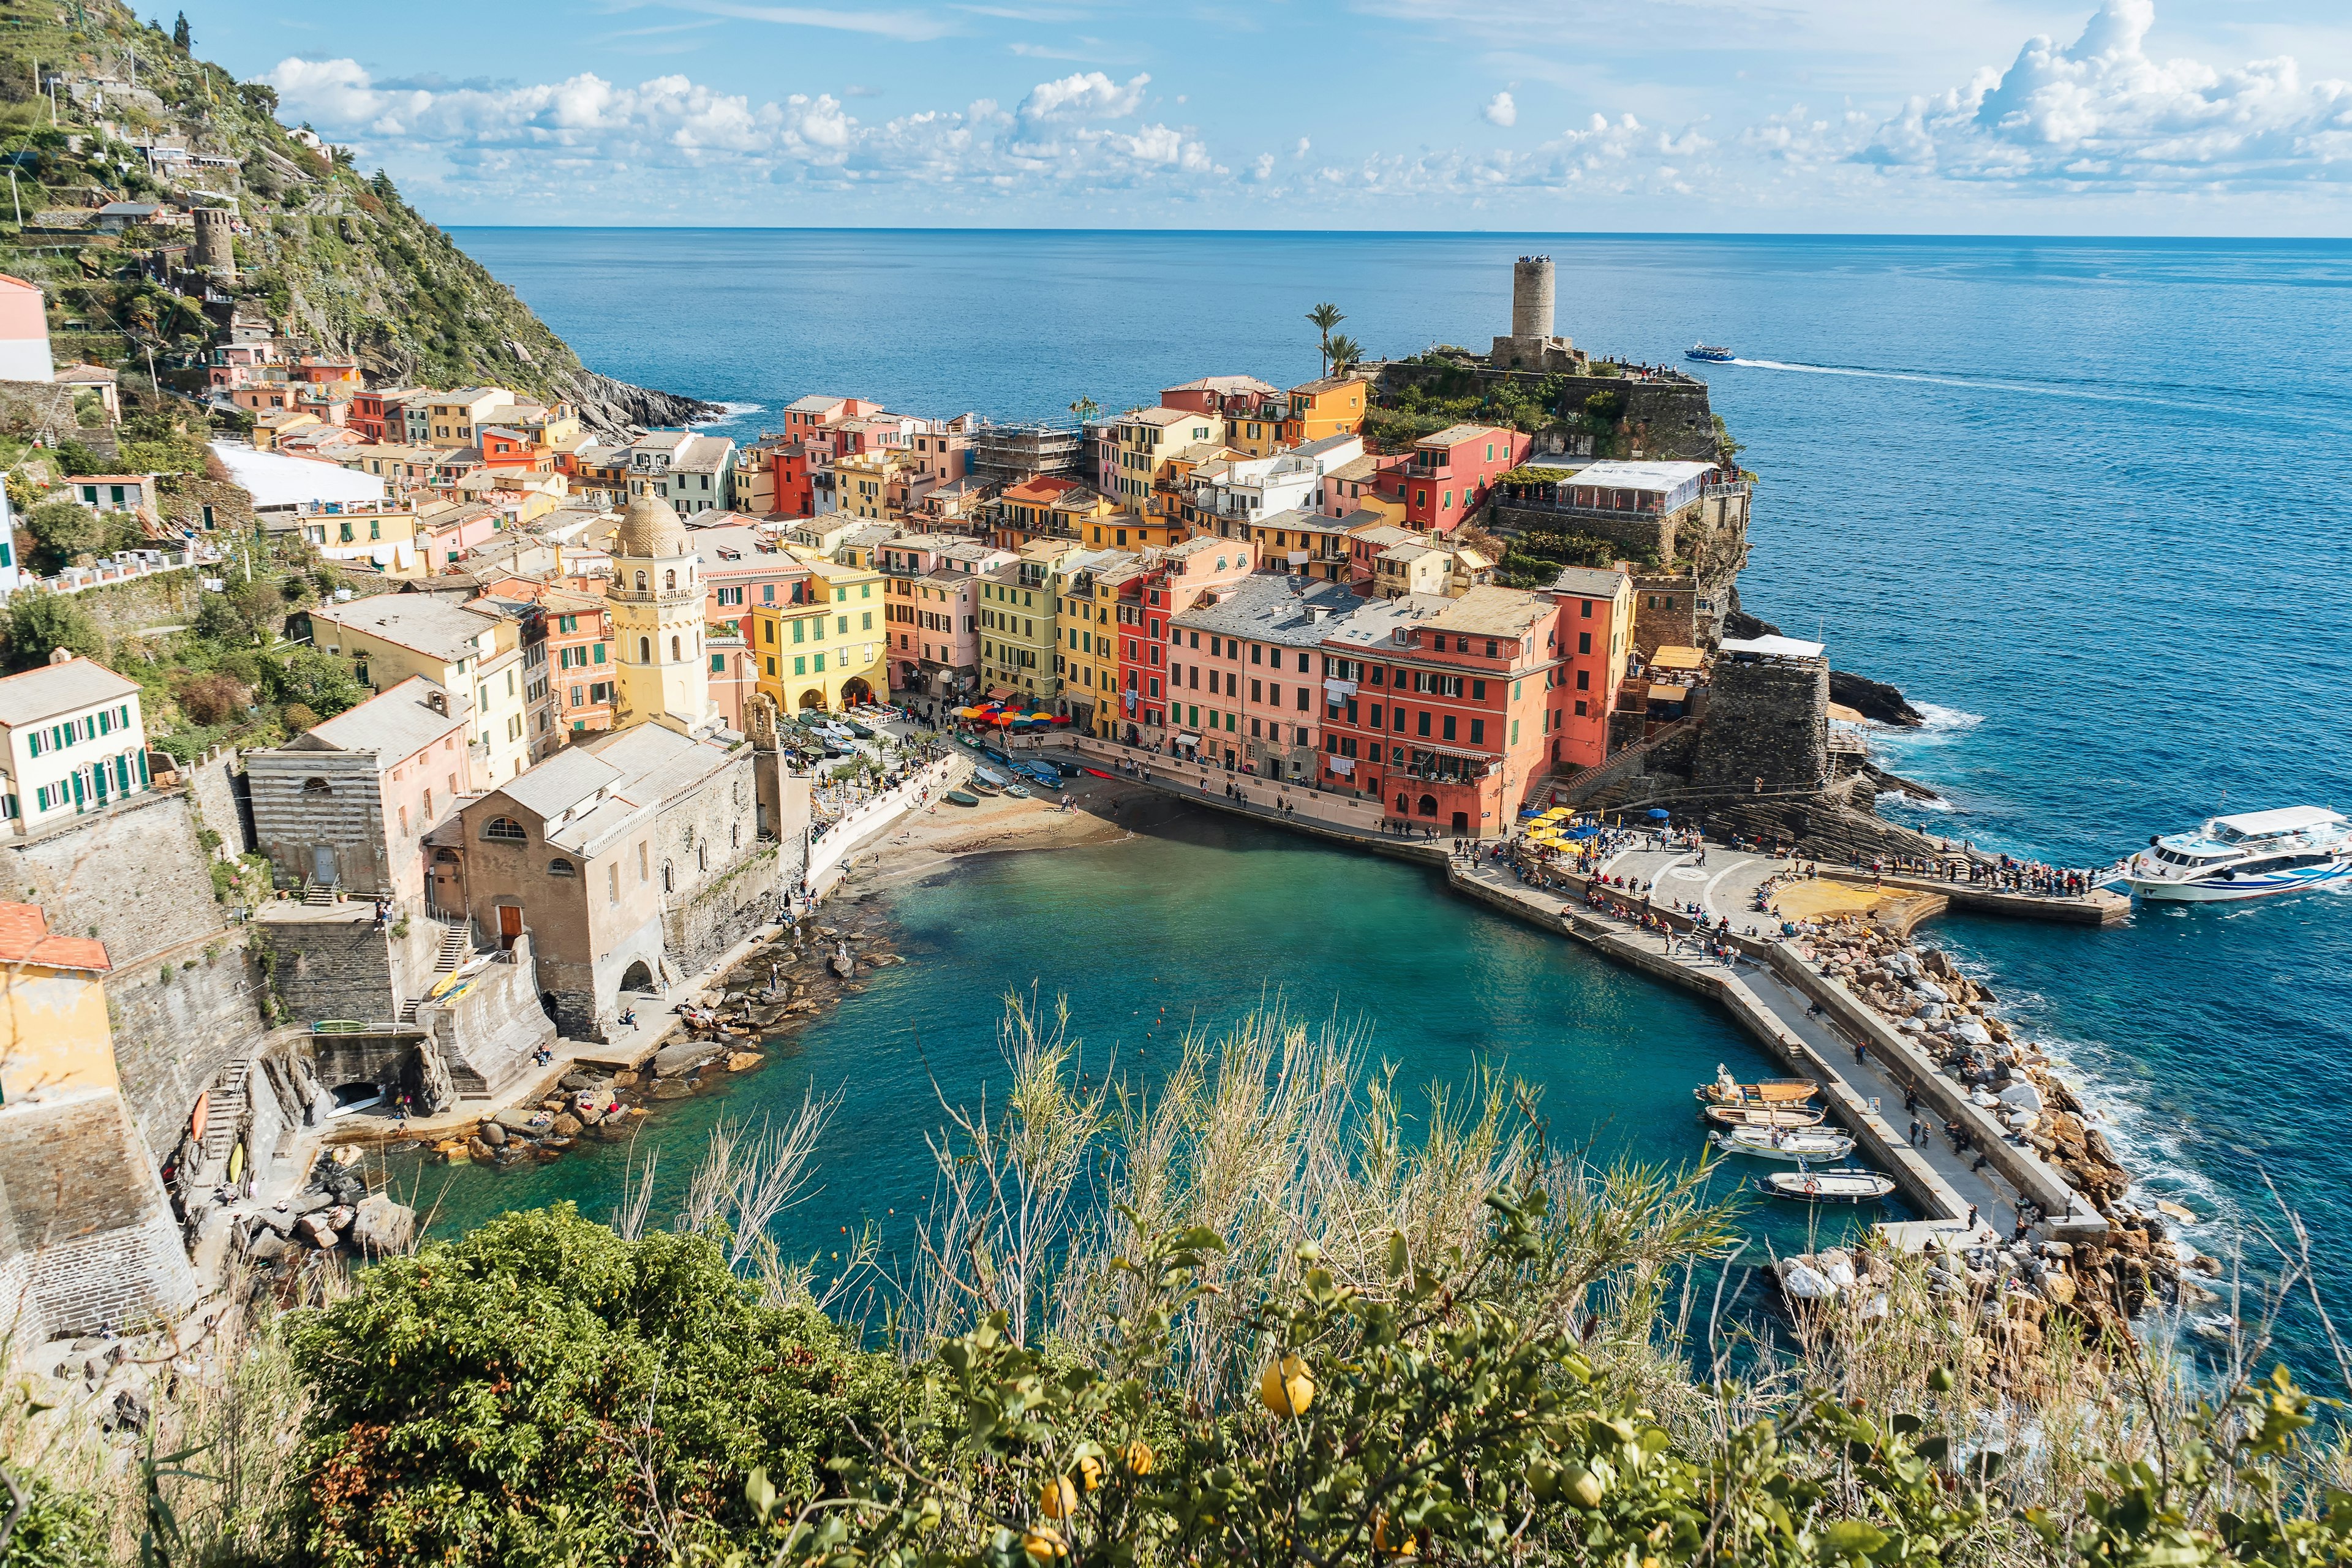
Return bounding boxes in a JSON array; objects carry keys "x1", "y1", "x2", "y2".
[{"x1": 1804, "y1": 919, "x2": 2215, "y2": 1329}]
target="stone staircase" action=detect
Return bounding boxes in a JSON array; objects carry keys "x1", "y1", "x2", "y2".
[
  {"x1": 302, "y1": 884, "x2": 337, "y2": 908},
  {"x1": 432, "y1": 924, "x2": 469, "y2": 973},
  {"x1": 1545, "y1": 717, "x2": 1696, "y2": 810},
  {"x1": 197, "y1": 1060, "x2": 251, "y2": 1168}
]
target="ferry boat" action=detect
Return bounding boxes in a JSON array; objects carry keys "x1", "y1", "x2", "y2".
[
  {"x1": 1684, "y1": 344, "x2": 1735, "y2": 363},
  {"x1": 2117, "y1": 806, "x2": 2352, "y2": 903}
]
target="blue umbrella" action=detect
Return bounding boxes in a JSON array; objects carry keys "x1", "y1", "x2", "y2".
[{"x1": 1647, "y1": 809, "x2": 1672, "y2": 820}]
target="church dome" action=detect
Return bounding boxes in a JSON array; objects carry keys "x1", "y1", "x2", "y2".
[{"x1": 613, "y1": 492, "x2": 687, "y2": 559}]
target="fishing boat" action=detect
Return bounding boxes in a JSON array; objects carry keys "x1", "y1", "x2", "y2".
[
  {"x1": 1695, "y1": 1070, "x2": 1819, "y2": 1106},
  {"x1": 1703, "y1": 1102, "x2": 1825, "y2": 1130},
  {"x1": 1713, "y1": 1126, "x2": 1855, "y2": 1163},
  {"x1": 1019, "y1": 763, "x2": 1062, "y2": 790},
  {"x1": 1003, "y1": 783, "x2": 1031, "y2": 799},
  {"x1": 1754, "y1": 1168, "x2": 1898, "y2": 1204},
  {"x1": 2114, "y1": 806, "x2": 2352, "y2": 903},
  {"x1": 944, "y1": 790, "x2": 980, "y2": 806},
  {"x1": 1082, "y1": 767, "x2": 1114, "y2": 780},
  {"x1": 973, "y1": 765, "x2": 1010, "y2": 788},
  {"x1": 1684, "y1": 344, "x2": 1735, "y2": 363}
]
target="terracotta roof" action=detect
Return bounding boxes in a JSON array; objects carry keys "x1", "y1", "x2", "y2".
[{"x1": 0, "y1": 903, "x2": 111, "y2": 972}]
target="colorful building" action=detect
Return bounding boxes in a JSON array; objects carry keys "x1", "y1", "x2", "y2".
[
  {"x1": 1057, "y1": 551, "x2": 1138, "y2": 736},
  {"x1": 1110, "y1": 406, "x2": 1224, "y2": 514},
  {"x1": 312, "y1": 593, "x2": 535, "y2": 785},
  {"x1": 748, "y1": 554, "x2": 889, "y2": 712},
  {"x1": 878, "y1": 534, "x2": 1008, "y2": 698},
  {"x1": 1316, "y1": 586, "x2": 1559, "y2": 835},
  {"x1": 0, "y1": 655, "x2": 150, "y2": 837},
  {"x1": 1281, "y1": 375, "x2": 1370, "y2": 447},
  {"x1": 1542, "y1": 565, "x2": 1636, "y2": 772},
  {"x1": 0, "y1": 902, "x2": 116, "y2": 1104},
  {"x1": 1119, "y1": 535, "x2": 1257, "y2": 741},
  {"x1": 1166, "y1": 575, "x2": 1359, "y2": 778},
  {"x1": 1400, "y1": 424, "x2": 1531, "y2": 535}
]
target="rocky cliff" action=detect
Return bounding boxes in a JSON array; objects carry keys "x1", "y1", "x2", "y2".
[{"x1": 0, "y1": 2, "x2": 718, "y2": 435}]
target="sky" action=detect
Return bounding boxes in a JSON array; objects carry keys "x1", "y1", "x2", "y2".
[{"x1": 173, "y1": 0, "x2": 2352, "y2": 232}]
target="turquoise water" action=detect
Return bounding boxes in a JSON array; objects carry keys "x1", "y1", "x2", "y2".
[
  {"x1": 439, "y1": 229, "x2": 2352, "y2": 1370},
  {"x1": 405, "y1": 812, "x2": 1888, "y2": 1287}
]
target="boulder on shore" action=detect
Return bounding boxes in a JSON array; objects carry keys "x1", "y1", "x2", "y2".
[{"x1": 349, "y1": 1194, "x2": 417, "y2": 1257}]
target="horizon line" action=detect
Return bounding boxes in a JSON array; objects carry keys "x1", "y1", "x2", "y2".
[{"x1": 434, "y1": 225, "x2": 2352, "y2": 244}]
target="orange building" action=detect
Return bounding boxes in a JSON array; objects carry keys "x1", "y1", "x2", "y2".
[{"x1": 1281, "y1": 376, "x2": 1369, "y2": 447}]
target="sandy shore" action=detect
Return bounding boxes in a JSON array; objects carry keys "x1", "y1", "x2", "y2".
[{"x1": 833, "y1": 767, "x2": 1166, "y2": 892}]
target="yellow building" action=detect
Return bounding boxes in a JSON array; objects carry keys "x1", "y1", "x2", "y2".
[
  {"x1": 1059, "y1": 552, "x2": 1137, "y2": 734},
  {"x1": 1281, "y1": 375, "x2": 1369, "y2": 447},
  {"x1": 979, "y1": 540, "x2": 1087, "y2": 702},
  {"x1": 750, "y1": 554, "x2": 891, "y2": 712},
  {"x1": 835, "y1": 450, "x2": 905, "y2": 521},
  {"x1": 1110, "y1": 406, "x2": 1223, "y2": 514},
  {"x1": 0, "y1": 903, "x2": 116, "y2": 1104},
  {"x1": 424, "y1": 386, "x2": 516, "y2": 448}
]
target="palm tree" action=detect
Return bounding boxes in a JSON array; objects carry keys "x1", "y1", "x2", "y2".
[
  {"x1": 1306, "y1": 303, "x2": 1345, "y2": 377},
  {"x1": 1068, "y1": 395, "x2": 1099, "y2": 427},
  {"x1": 1325, "y1": 333, "x2": 1364, "y2": 378}
]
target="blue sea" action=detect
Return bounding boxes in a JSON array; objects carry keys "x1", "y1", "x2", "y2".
[{"x1": 447, "y1": 229, "x2": 2352, "y2": 1372}]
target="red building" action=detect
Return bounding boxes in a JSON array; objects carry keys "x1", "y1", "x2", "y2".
[
  {"x1": 1399, "y1": 424, "x2": 1529, "y2": 535},
  {"x1": 1115, "y1": 535, "x2": 1256, "y2": 741},
  {"x1": 1316, "y1": 585, "x2": 1559, "y2": 835},
  {"x1": 1542, "y1": 566, "x2": 1635, "y2": 773},
  {"x1": 347, "y1": 386, "x2": 417, "y2": 442}
]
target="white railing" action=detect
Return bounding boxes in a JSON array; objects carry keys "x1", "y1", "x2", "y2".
[{"x1": 805, "y1": 752, "x2": 969, "y2": 892}]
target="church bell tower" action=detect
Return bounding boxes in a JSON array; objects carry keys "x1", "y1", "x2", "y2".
[{"x1": 608, "y1": 491, "x2": 712, "y2": 734}]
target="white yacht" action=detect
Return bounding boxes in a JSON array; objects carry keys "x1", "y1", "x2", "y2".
[{"x1": 2117, "y1": 806, "x2": 2352, "y2": 903}]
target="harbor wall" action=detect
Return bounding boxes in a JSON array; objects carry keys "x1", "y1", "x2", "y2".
[{"x1": 807, "y1": 753, "x2": 969, "y2": 895}]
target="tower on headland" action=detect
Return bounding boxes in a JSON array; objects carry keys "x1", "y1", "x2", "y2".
[
  {"x1": 1511, "y1": 256, "x2": 1555, "y2": 339},
  {"x1": 1491, "y1": 254, "x2": 1580, "y2": 372}
]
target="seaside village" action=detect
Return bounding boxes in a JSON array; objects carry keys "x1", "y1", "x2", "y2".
[{"x1": 0, "y1": 249, "x2": 2198, "y2": 1377}]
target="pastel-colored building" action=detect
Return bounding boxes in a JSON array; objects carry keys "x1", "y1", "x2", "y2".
[
  {"x1": 1281, "y1": 375, "x2": 1370, "y2": 448},
  {"x1": 748, "y1": 554, "x2": 890, "y2": 712},
  {"x1": 0, "y1": 274, "x2": 54, "y2": 383},
  {"x1": 0, "y1": 903, "x2": 115, "y2": 1104},
  {"x1": 311, "y1": 594, "x2": 534, "y2": 786},
  {"x1": 1166, "y1": 575, "x2": 1360, "y2": 778},
  {"x1": 1056, "y1": 551, "x2": 1139, "y2": 736},
  {"x1": 0, "y1": 655, "x2": 149, "y2": 837},
  {"x1": 878, "y1": 533, "x2": 1008, "y2": 698},
  {"x1": 246, "y1": 675, "x2": 473, "y2": 906},
  {"x1": 1120, "y1": 535, "x2": 1257, "y2": 741},
  {"x1": 1110, "y1": 406, "x2": 1224, "y2": 514},
  {"x1": 1543, "y1": 565, "x2": 1637, "y2": 772}
]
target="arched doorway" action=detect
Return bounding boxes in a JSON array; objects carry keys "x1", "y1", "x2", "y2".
[
  {"x1": 841, "y1": 677, "x2": 872, "y2": 706},
  {"x1": 1417, "y1": 794, "x2": 1438, "y2": 818},
  {"x1": 797, "y1": 690, "x2": 827, "y2": 710},
  {"x1": 619, "y1": 959, "x2": 654, "y2": 993}
]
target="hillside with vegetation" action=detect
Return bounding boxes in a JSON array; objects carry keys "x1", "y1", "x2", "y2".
[{"x1": 0, "y1": 0, "x2": 714, "y2": 430}]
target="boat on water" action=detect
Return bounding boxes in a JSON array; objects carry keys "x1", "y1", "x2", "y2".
[
  {"x1": 1712, "y1": 1126, "x2": 1855, "y2": 1163},
  {"x1": 1695, "y1": 1070, "x2": 1819, "y2": 1107},
  {"x1": 1684, "y1": 344, "x2": 1735, "y2": 363},
  {"x1": 2114, "y1": 805, "x2": 2352, "y2": 903},
  {"x1": 1754, "y1": 1168, "x2": 1897, "y2": 1204},
  {"x1": 1703, "y1": 1102, "x2": 1825, "y2": 1130}
]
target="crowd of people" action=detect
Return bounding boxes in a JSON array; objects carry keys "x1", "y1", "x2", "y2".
[{"x1": 1855, "y1": 842, "x2": 2120, "y2": 898}]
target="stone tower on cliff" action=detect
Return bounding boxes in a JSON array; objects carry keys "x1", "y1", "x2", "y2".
[
  {"x1": 607, "y1": 492, "x2": 714, "y2": 736},
  {"x1": 1491, "y1": 255, "x2": 1580, "y2": 372}
]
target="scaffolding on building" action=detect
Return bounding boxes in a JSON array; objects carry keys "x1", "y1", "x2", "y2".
[{"x1": 969, "y1": 421, "x2": 1084, "y2": 483}]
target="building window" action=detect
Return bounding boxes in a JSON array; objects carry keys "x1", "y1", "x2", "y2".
[
  {"x1": 549, "y1": 857, "x2": 576, "y2": 876},
  {"x1": 483, "y1": 816, "x2": 526, "y2": 842}
]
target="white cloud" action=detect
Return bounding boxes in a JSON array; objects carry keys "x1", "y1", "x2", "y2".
[
  {"x1": 1017, "y1": 69, "x2": 1149, "y2": 123},
  {"x1": 1856, "y1": 0, "x2": 2352, "y2": 185},
  {"x1": 1292, "y1": 137, "x2": 1310, "y2": 159},
  {"x1": 1482, "y1": 90, "x2": 1516, "y2": 128}
]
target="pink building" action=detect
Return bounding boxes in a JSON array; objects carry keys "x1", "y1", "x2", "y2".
[
  {"x1": 1165, "y1": 573, "x2": 1362, "y2": 777},
  {"x1": 1126, "y1": 534, "x2": 1257, "y2": 744},
  {"x1": 690, "y1": 522, "x2": 811, "y2": 638},
  {"x1": 1400, "y1": 424, "x2": 1531, "y2": 535},
  {"x1": 878, "y1": 533, "x2": 1009, "y2": 696}
]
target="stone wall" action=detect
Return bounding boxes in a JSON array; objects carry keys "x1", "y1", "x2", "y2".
[
  {"x1": 106, "y1": 927, "x2": 272, "y2": 1159},
  {"x1": 183, "y1": 747, "x2": 254, "y2": 859},
  {"x1": 1689, "y1": 655, "x2": 1829, "y2": 796},
  {"x1": 416, "y1": 932, "x2": 556, "y2": 1098},
  {"x1": 6, "y1": 787, "x2": 224, "y2": 968},
  {"x1": 0, "y1": 1090, "x2": 199, "y2": 1335},
  {"x1": 656, "y1": 747, "x2": 777, "y2": 973},
  {"x1": 53, "y1": 566, "x2": 205, "y2": 643},
  {"x1": 156, "y1": 474, "x2": 255, "y2": 538},
  {"x1": 248, "y1": 908, "x2": 399, "y2": 1025},
  {"x1": 0, "y1": 380, "x2": 113, "y2": 451}
]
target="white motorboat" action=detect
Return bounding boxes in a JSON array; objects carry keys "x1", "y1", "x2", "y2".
[
  {"x1": 1754, "y1": 1168, "x2": 1898, "y2": 1204},
  {"x1": 1713, "y1": 1126, "x2": 1855, "y2": 1163},
  {"x1": 2116, "y1": 806, "x2": 2351, "y2": 903}
]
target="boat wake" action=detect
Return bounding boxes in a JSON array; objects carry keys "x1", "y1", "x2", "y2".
[{"x1": 1725, "y1": 357, "x2": 2304, "y2": 423}]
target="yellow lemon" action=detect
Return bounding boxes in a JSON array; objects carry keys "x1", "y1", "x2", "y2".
[
  {"x1": 1022, "y1": 1528, "x2": 1068, "y2": 1560},
  {"x1": 1118, "y1": 1441, "x2": 1156, "y2": 1476},
  {"x1": 1259, "y1": 1354, "x2": 1315, "y2": 1416},
  {"x1": 1038, "y1": 1477, "x2": 1078, "y2": 1520},
  {"x1": 1075, "y1": 1453, "x2": 1105, "y2": 1491}
]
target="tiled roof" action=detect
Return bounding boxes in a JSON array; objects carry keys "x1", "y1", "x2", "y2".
[
  {"x1": 0, "y1": 903, "x2": 110, "y2": 972},
  {"x1": 0, "y1": 656, "x2": 138, "y2": 728}
]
